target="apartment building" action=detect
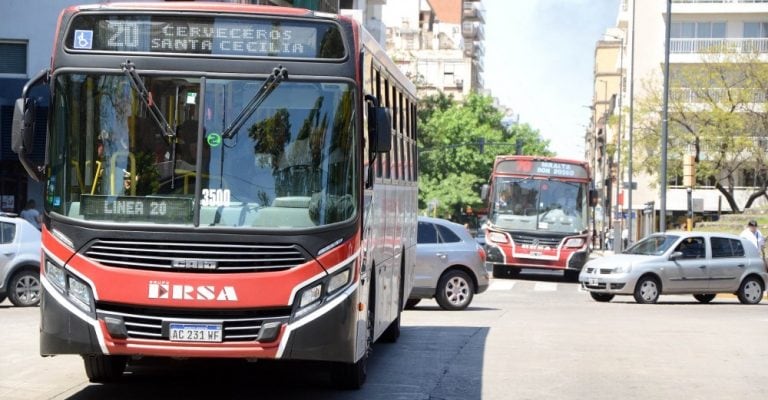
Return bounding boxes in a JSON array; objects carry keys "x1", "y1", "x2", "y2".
[
  {"x1": 589, "y1": 0, "x2": 768, "y2": 236},
  {"x1": 382, "y1": 0, "x2": 484, "y2": 100}
]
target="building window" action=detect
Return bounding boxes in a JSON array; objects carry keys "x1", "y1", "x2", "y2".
[
  {"x1": 0, "y1": 41, "x2": 27, "y2": 75},
  {"x1": 671, "y1": 22, "x2": 726, "y2": 39},
  {"x1": 744, "y1": 22, "x2": 768, "y2": 38}
]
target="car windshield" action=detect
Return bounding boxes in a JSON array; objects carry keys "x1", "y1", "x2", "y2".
[
  {"x1": 489, "y1": 177, "x2": 587, "y2": 233},
  {"x1": 47, "y1": 73, "x2": 357, "y2": 229},
  {"x1": 624, "y1": 235, "x2": 680, "y2": 255}
]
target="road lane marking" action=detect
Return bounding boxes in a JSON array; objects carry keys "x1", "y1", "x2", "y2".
[
  {"x1": 488, "y1": 280, "x2": 517, "y2": 291},
  {"x1": 534, "y1": 282, "x2": 557, "y2": 292}
]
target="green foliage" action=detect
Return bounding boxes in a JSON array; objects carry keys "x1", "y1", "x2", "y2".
[{"x1": 417, "y1": 92, "x2": 552, "y2": 217}]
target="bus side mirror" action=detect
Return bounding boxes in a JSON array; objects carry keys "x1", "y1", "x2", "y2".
[
  {"x1": 12, "y1": 98, "x2": 36, "y2": 155},
  {"x1": 12, "y1": 98, "x2": 43, "y2": 182},
  {"x1": 369, "y1": 106, "x2": 392, "y2": 153},
  {"x1": 589, "y1": 189, "x2": 599, "y2": 207},
  {"x1": 481, "y1": 184, "x2": 489, "y2": 201}
]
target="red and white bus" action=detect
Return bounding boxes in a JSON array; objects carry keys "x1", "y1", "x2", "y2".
[
  {"x1": 12, "y1": 2, "x2": 418, "y2": 389},
  {"x1": 483, "y1": 156, "x2": 596, "y2": 280}
]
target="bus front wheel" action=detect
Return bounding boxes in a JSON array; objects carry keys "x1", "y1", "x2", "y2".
[{"x1": 82, "y1": 355, "x2": 127, "y2": 383}]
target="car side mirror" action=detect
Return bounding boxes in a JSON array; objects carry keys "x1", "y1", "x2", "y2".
[{"x1": 669, "y1": 251, "x2": 683, "y2": 261}]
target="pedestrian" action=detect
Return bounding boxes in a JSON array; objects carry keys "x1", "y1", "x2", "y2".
[
  {"x1": 739, "y1": 219, "x2": 765, "y2": 255},
  {"x1": 20, "y1": 199, "x2": 42, "y2": 230}
]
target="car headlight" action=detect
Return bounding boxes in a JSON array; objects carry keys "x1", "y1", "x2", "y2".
[
  {"x1": 564, "y1": 238, "x2": 585, "y2": 248},
  {"x1": 45, "y1": 260, "x2": 66, "y2": 291},
  {"x1": 612, "y1": 265, "x2": 632, "y2": 274},
  {"x1": 488, "y1": 232, "x2": 508, "y2": 243},
  {"x1": 68, "y1": 276, "x2": 93, "y2": 312}
]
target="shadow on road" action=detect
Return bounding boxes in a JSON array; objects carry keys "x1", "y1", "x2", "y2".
[
  {"x1": 63, "y1": 326, "x2": 490, "y2": 400},
  {"x1": 491, "y1": 268, "x2": 580, "y2": 285}
]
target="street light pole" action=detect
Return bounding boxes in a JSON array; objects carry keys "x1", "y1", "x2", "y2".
[
  {"x1": 660, "y1": 0, "x2": 672, "y2": 232},
  {"x1": 627, "y1": 0, "x2": 637, "y2": 244},
  {"x1": 599, "y1": 79, "x2": 609, "y2": 249},
  {"x1": 608, "y1": 33, "x2": 625, "y2": 253}
]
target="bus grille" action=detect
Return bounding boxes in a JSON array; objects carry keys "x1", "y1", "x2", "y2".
[
  {"x1": 96, "y1": 304, "x2": 291, "y2": 342},
  {"x1": 510, "y1": 235, "x2": 563, "y2": 247},
  {"x1": 83, "y1": 240, "x2": 308, "y2": 272}
]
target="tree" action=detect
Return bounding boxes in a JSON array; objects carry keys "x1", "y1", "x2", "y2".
[
  {"x1": 417, "y1": 92, "x2": 552, "y2": 218},
  {"x1": 633, "y1": 50, "x2": 768, "y2": 212}
]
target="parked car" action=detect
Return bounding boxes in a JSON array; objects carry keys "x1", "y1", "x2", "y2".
[
  {"x1": 579, "y1": 231, "x2": 768, "y2": 304},
  {"x1": 0, "y1": 214, "x2": 42, "y2": 306},
  {"x1": 408, "y1": 217, "x2": 490, "y2": 310}
]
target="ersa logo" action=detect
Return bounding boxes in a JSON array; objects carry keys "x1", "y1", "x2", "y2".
[{"x1": 148, "y1": 281, "x2": 238, "y2": 301}]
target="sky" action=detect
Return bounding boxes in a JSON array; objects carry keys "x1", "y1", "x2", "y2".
[{"x1": 483, "y1": 0, "x2": 621, "y2": 160}]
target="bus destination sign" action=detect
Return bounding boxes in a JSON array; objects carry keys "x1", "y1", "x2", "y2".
[
  {"x1": 66, "y1": 15, "x2": 345, "y2": 58},
  {"x1": 497, "y1": 160, "x2": 589, "y2": 180},
  {"x1": 81, "y1": 195, "x2": 193, "y2": 224}
]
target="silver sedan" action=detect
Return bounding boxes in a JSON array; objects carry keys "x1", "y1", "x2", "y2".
[{"x1": 579, "y1": 231, "x2": 768, "y2": 304}]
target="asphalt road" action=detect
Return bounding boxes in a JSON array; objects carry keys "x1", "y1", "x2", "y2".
[{"x1": 2, "y1": 270, "x2": 768, "y2": 399}]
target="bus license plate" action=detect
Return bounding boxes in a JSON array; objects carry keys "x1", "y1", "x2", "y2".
[{"x1": 169, "y1": 323, "x2": 223, "y2": 342}]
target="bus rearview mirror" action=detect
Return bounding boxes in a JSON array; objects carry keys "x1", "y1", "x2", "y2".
[
  {"x1": 481, "y1": 184, "x2": 489, "y2": 201},
  {"x1": 12, "y1": 98, "x2": 36, "y2": 155},
  {"x1": 589, "y1": 189, "x2": 599, "y2": 207},
  {"x1": 369, "y1": 106, "x2": 391, "y2": 153}
]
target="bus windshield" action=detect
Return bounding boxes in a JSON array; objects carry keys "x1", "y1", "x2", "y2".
[
  {"x1": 48, "y1": 73, "x2": 357, "y2": 229},
  {"x1": 489, "y1": 177, "x2": 587, "y2": 233}
]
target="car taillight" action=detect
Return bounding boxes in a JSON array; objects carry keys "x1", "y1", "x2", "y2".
[{"x1": 477, "y1": 246, "x2": 486, "y2": 262}]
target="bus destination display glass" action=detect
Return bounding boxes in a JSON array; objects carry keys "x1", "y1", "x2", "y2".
[
  {"x1": 497, "y1": 160, "x2": 589, "y2": 180},
  {"x1": 66, "y1": 14, "x2": 345, "y2": 58}
]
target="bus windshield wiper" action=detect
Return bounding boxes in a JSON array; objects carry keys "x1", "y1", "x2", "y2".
[
  {"x1": 121, "y1": 60, "x2": 175, "y2": 140},
  {"x1": 222, "y1": 65, "x2": 288, "y2": 139}
]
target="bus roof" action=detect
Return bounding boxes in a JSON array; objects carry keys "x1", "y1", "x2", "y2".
[{"x1": 69, "y1": 2, "x2": 316, "y2": 17}]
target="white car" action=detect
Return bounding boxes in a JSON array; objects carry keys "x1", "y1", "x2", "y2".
[
  {"x1": 579, "y1": 231, "x2": 768, "y2": 304},
  {"x1": 0, "y1": 214, "x2": 42, "y2": 306}
]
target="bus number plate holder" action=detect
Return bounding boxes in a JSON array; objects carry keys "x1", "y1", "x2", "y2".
[{"x1": 169, "y1": 323, "x2": 223, "y2": 342}]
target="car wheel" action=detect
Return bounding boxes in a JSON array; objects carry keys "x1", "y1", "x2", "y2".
[
  {"x1": 633, "y1": 276, "x2": 661, "y2": 304},
  {"x1": 82, "y1": 355, "x2": 128, "y2": 383},
  {"x1": 8, "y1": 269, "x2": 41, "y2": 307},
  {"x1": 404, "y1": 298, "x2": 421, "y2": 309},
  {"x1": 436, "y1": 270, "x2": 473, "y2": 310},
  {"x1": 492, "y1": 265, "x2": 519, "y2": 279},
  {"x1": 737, "y1": 276, "x2": 764, "y2": 305},
  {"x1": 693, "y1": 294, "x2": 716, "y2": 304},
  {"x1": 590, "y1": 292, "x2": 614, "y2": 302}
]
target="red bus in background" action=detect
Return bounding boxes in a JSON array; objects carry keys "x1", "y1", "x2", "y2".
[
  {"x1": 483, "y1": 156, "x2": 596, "y2": 280},
  {"x1": 12, "y1": 2, "x2": 417, "y2": 389}
]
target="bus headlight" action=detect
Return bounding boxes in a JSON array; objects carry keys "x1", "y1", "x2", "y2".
[
  {"x1": 564, "y1": 238, "x2": 585, "y2": 248},
  {"x1": 45, "y1": 260, "x2": 66, "y2": 292},
  {"x1": 68, "y1": 276, "x2": 93, "y2": 313},
  {"x1": 488, "y1": 232, "x2": 508, "y2": 244},
  {"x1": 299, "y1": 283, "x2": 323, "y2": 308},
  {"x1": 328, "y1": 268, "x2": 351, "y2": 294}
]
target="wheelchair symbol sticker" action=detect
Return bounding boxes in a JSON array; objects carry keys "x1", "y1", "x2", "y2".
[{"x1": 73, "y1": 30, "x2": 93, "y2": 49}]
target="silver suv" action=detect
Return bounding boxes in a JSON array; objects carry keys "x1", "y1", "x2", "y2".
[
  {"x1": 0, "y1": 214, "x2": 42, "y2": 306},
  {"x1": 408, "y1": 217, "x2": 490, "y2": 310}
]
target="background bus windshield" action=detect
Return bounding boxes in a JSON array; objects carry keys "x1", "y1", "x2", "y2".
[{"x1": 490, "y1": 177, "x2": 587, "y2": 233}]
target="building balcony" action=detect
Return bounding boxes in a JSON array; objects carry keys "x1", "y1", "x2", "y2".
[
  {"x1": 462, "y1": 21, "x2": 484, "y2": 41},
  {"x1": 670, "y1": 37, "x2": 768, "y2": 53},
  {"x1": 463, "y1": 41, "x2": 484, "y2": 58},
  {"x1": 670, "y1": 87, "x2": 768, "y2": 103},
  {"x1": 462, "y1": 1, "x2": 485, "y2": 23}
]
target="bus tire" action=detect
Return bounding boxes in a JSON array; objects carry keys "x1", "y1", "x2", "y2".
[
  {"x1": 82, "y1": 355, "x2": 128, "y2": 383},
  {"x1": 331, "y1": 290, "x2": 373, "y2": 389}
]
